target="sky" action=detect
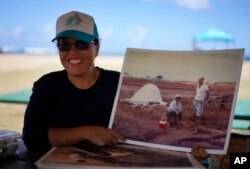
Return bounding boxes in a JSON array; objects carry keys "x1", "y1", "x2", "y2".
[{"x1": 0, "y1": 0, "x2": 250, "y2": 55}]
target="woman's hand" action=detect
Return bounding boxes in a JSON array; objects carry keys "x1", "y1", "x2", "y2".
[
  {"x1": 191, "y1": 146, "x2": 210, "y2": 161},
  {"x1": 85, "y1": 126, "x2": 126, "y2": 147},
  {"x1": 49, "y1": 126, "x2": 125, "y2": 148}
]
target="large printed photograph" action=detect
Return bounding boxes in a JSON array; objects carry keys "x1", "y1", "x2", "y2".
[
  {"x1": 109, "y1": 48, "x2": 244, "y2": 154},
  {"x1": 35, "y1": 143, "x2": 204, "y2": 169}
]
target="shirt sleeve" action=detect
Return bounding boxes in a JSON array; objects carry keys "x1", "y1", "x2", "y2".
[
  {"x1": 204, "y1": 84, "x2": 209, "y2": 91},
  {"x1": 167, "y1": 101, "x2": 175, "y2": 112},
  {"x1": 22, "y1": 77, "x2": 57, "y2": 152}
]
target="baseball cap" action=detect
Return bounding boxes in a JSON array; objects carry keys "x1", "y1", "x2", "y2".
[
  {"x1": 51, "y1": 11, "x2": 99, "y2": 42},
  {"x1": 199, "y1": 77, "x2": 204, "y2": 80}
]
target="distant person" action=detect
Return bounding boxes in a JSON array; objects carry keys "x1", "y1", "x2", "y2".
[
  {"x1": 192, "y1": 77, "x2": 210, "y2": 133},
  {"x1": 167, "y1": 95, "x2": 183, "y2": 129}
]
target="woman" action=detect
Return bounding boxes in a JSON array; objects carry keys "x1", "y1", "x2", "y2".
[{"x1": 22, "y1": 11, "x2": 125, "y2": 152}]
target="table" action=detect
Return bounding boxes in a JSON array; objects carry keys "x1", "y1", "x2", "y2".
[
  {"x1": 1, "y1": 133, "x2": 249, "y2": 169},
  {"x1": 0, "y1": 141, "x2": 43, "y2": 169}
]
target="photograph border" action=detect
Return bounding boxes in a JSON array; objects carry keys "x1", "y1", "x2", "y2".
[{"x1": 109, "y1": 48, "x2": 244, "y2": 154}]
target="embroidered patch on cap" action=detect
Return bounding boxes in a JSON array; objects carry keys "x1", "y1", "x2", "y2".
[{"x1": 65, "y1": 14, "x2": 83, "y2": 27}]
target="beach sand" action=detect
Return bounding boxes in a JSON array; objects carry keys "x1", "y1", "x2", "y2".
[
  {"x1": 0, "y1": 54, "x2": 124, "y2": 93},
  {"x1": 0, "y1": 54, "x2": 124, "y2": 72}
]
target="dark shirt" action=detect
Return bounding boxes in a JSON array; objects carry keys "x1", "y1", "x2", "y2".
[{"x1": 22, "y1": 67, "x2": 120, "y2": 151}]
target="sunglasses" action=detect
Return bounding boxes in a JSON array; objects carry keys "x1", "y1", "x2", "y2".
[{"x1": 57, "y1": 40, "x2": 94, "y2": 52}]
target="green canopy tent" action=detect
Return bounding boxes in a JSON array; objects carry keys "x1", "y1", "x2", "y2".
[
  {"x1": 0, "y1": 89, "x2": 31, "y2": 104},
  {"x1": 192, "y1": 28, "x2": 235, "y2": 50}
]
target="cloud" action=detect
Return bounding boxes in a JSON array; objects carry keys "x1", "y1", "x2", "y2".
[
  {"x1": 142, "y1": 0, "x2": 211, "y2": 10},
  {"x1": 0, "y1": 26, "x2": 25, "y2": 40},
  {"x1": 43, "y1": 23, "x2": 54, "y2": 40},
  {"x1": 44, "y1": 24, "x2": 53, "y2": 32},
  {"x1": 0, "y1": 24, "x2": 55, "y2": 47},
  {"x1": 10, "y1": 27, "x2": 24, "y2": 38},
  {"x1": 172, "y1": 0, "x2": 211, "y2": 10},
  {"x1": 100, "y1": 28, "x2": 113, "y2": 40},
  {"x1": 127, "y1": 26, "x2": 149, "y2": 46},
  {"x1": 142, "y1": 0, "x2": 166, "y2": 2}
]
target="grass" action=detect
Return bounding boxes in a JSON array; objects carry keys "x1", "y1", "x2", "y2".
[
  {"x1": 0, "y1": 103, "x2": 26, "y2": 133},
  {"x1": 238, "y1": 78, "x2": 250, "y2": 99},
  {"x1": 0, "y1": 65, "x2": 61, "y2": 94},
  {"x1": 0, "y1": 64, "x2": 61, "y2": 133}
]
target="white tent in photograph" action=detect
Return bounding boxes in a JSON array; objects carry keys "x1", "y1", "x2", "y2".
[{"x1": 125, "y1": 83, "x2": 166, "y2": 106}]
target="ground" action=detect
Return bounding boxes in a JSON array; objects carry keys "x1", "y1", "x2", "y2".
[{"x1": 111, "y1": 77, "x2": 239, "y2": 151}]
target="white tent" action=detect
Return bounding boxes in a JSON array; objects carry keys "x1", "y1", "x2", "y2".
[{"x1": 125, "y1": 83, "x2": 166, "y2": 106}]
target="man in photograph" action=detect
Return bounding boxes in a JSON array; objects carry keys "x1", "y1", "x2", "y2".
[
  {"x1": 166, "y1": 95, "x2": 183, "y2": 129},
  {"x1": 192, "y1": 77, "x2": 210, "y2": 134}
]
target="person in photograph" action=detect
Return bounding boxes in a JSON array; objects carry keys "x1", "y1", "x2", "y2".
[
  {"x1": 192, "y1": 77, "x2": 210, "y2": 133},
  {"x1": 166, "y1": 95, "x2": 183, "y2": 129}
]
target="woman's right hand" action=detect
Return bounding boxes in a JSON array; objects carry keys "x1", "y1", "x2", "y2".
[
  {"x1": 83, "y1": 126, "x2": 126, "y2": 146},
  {"x1": 49, "y1": 126, "x2": 125, "y2": 148}
]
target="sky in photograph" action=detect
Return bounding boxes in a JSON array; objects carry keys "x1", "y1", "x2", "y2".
[
  {"x1": 123, "y1": 48, "x2": 243, "y2": 83},
  {"x1": 0, "y1": 0, "x2": 249, "y2": 55}
]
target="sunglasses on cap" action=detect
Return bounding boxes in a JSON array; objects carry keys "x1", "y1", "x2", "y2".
[{"x1": 57, "y1": 40, "x2": 95, "y2": 52}]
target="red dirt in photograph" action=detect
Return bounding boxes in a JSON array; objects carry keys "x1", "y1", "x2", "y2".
[{"x1": 112, "y1": 77, "x2": 235, "y2": 150}]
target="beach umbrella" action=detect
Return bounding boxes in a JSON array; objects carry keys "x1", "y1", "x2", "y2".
[
  {"x1": 192, "y1": 28, "x2": 235, "y2": 50},
  {"x1": 193, "y1": 28, "x2": 235, "y2": 42}
]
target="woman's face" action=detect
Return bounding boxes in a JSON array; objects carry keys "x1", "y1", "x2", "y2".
[{"x1": 58, "y1": 37, "x2": 99, "y2": 77}]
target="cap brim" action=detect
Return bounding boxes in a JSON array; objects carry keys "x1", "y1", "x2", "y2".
[{"x1": 51, "y1": 30, "x2": 96, "y2": 42}]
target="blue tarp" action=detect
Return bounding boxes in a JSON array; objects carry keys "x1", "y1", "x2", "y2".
[
  {"x1": 235, "y1": 100, "x2": 250, "y2": 120},
  {"x1": 193, "y1": 28, "x2": 235, "y2": 42},
  {"x1": 0, "y1": 89, "x2": 31, "y2": 104}
]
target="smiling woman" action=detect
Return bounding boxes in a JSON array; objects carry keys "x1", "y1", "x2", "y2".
[{"x1": 22, "y1": 11, "x2": 125, "y2": 152}]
